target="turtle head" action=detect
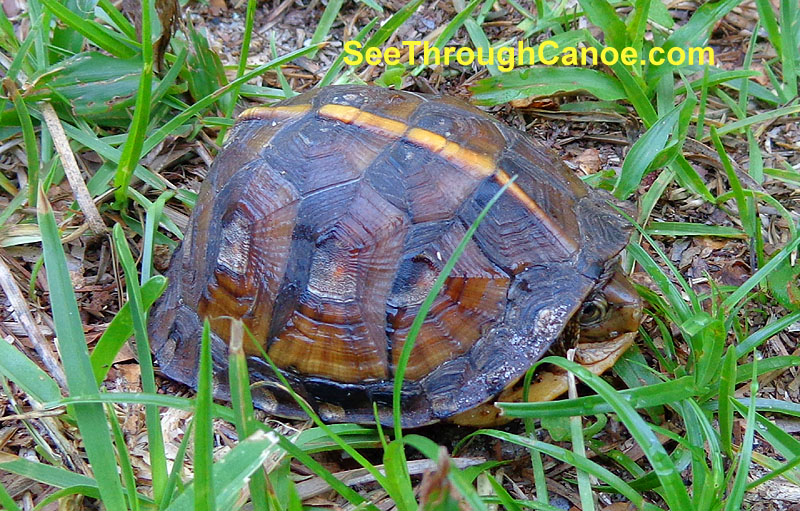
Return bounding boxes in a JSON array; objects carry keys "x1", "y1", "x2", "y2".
[{"x1": 578, "y1": 269, "x2": 642, "y2": 342}]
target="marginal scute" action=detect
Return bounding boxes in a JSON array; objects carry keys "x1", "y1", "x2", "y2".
[
  {"x1": 148, "y1": 85, "x2": 638, "y2": 428},
  {"x1": 318, "y1": 403, "x2": 347, "y2": 422},
  {"x1": 409, "y1": 98, "x2": 506, "y2": 159},
  {"x1": 313, "y1": 84, "x2": 424, "y2": 122}
]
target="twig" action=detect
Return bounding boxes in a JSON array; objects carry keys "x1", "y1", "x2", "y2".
[
  {"x1": 40, "y1": 103, "x2": 106, "y2": 233},
  {"x1": 295, "y1": 456, "x2": 486, "y2": 500},
  {"x1": 0, "y1": 408, "x2": 65, "y2": 422},
  {"x1": 0, "y1": 255, "x2": 67, "y2": 388}
]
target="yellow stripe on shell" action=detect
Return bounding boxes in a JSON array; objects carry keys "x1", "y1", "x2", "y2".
[
  {"x1": 238, "y1": 104, "x2": 312, "y2": 121},
  {"x1": 405, "y1": 127, "x2": 495, "y2": 180},
  {"x1": 318, "y1": 104, "x2": 408, "y2": 138},
  {"x1": 318, "y1": 103, "x2": 575, "y2": 253}
]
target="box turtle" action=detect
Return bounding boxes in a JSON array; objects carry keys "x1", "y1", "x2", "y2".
[{"x1": 148, "y1": 85, "x2": 642, "y2": 428}]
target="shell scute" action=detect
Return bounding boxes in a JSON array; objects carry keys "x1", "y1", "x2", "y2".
[
  {"x1": 313, "y1": 84, "x2": 423, "y2": 123},
  {"x1": 409, "y1": 99, "x2": 506, "y2": 160},
  {"x1": 266, "y1": 182, "x2": 407, "y2": 383}
]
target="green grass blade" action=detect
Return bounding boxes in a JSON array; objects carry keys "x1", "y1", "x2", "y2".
[
  {"x1": 755, "y1": 0, "x2": 782, "y2": 56},
  {"x1": 735, "y1": 356, "x2": 800, "y2": 385},
  {"x1": 309, "y1": 0, "x2": 344, "y2": 58},
  {"x1": 721, "y1": 233, "x2": 800, "y2": 311},
  {"x1": 466, "y1": 430, "x2": 655, "y2": 509},
  {"x1": 747, "y1": 454, "x2": 800, "y2": 490},
  {"x1": 711, "y1": 126, "x2": 754, "y2": 234},
  {"x1": 471, "y1": 67, "x2": 626, "y2": 106},
  {"x1": 626, "y1": 0, "x2": 650, "y2": 69},
  {"x1": 0, "y1": 481, "x2": 21, "y2": 511},
  {"x1": 194, "y1": 320, "x2": 215, "y2": 511},
  {"x1": 747, "y1": 129, "x2": 764, "y2": 184},
  {"x1": 141, "y1": 192, "x2": 173, "y2": 283},
  {"x1": 3, "y1": 79, "x2": 39, "y2": 207},
  {"x1": 569, "y1": 403, "x2": 594, "y2": 511},
  {"x1": 645, "y1": 222, "x2": 745, "y2": 238},
  {"x1": 0, "y1": 452, "x2": 97, "y2": 490},
  {"x1": 410, "y1": 0, "x2": 482, "y2": 76},
  {"x1": 164, "y1": 430, "x2": 282, "y2": 511},
  {"x1": 724, "y1": 360, "x2": 758, "y2": 511},
  {"x1": 50, "y1": 393, "x2": 236, "y2": 423},
  {"x1": 646, "y1": 0, "x2": 740, "y2": 85},
  {"x1": 685, "y1": 399, "x2": 725, "y2": 508},
  {"x1": 23, "y1": 108, "x2": 168, "y2": 191},
  {"x1": 696, "y1": 64, "x2": 710, "y2": 139},
  {"x1": 627, "y1": 243, "x2": 693, "y2": 323},
  {"x1": 107, "y1": 403, "x2": 141, "y2": 511},
  {"x1": 499, "y1": 375, "x2": 697, "y2": 418},
  {"x1": 227, "y1": 320, "x2": 269, "y2": 511},
  {"x1": 733, "y1": 404, "x2": 800, "y2": 461},
  {"x1": 718, "y1": 346, "x2": 737, "y2": 458},
  {"x1": 779, "y1": 0, "x2": 798, "y2": 98},
  {"x1": 0, "y1": 182, "x2": 27, "y2": 225},
  {"x1": 90, "y1": 276, "x2": 167, "y2": 385},
  {"x1": 539, "y1": 357, "x2": 692, "y2": 509},
  {"x1": 0, "y1": 2, "x2": 19, "y2": 50},
  {"x1": 485, "y1": 476, "x2": 523, "y2": 511},
  {"x1": 736, "y1": 310, "x2": 800, "y2": 357},
  {"x1": 97, "y1": 0, "x2": 137, "y2": 40},
  {"x1": 463, "y1": 18, "x2": 500, "y2": 75},
  {"x1": 0, "y1": 336, "x2": 62, "y2": 405},
  {"x1": 587, "y1": 33, "x2": 657, "y2": 126},
  {"x1": 113, "y1": 0, "x2": 154, "y2": 209},
  {"x1": 318, "y1": 18, "x2": 377, "y2": 88},
  {"x1": 112, "y1": 224, "x2": 168, "y2": 502},
  {"x1": 381, "y1": 441, "x2": 416, "y2": 511},
  {"x1": 126, "y1": 188, "x2": 184, "y2": 240},
  {"x1": 270, "y1": 431, "x2": 377, "y2": 509},
  {"x1": 392, "y1": 177, "x2": 515, "y2": 437},
  {"x1": 614, "y1": 101, "x2": 683, "y2": 199},
  {"x1": 577, "y1": 0, "x2": 627, "y2": 49},
  {"x1": 269, "y1": 34, "x2": 294, "y2": 98},
  {"x1": 217, "y1": 0, "x2": 257, "y2": 144},
  {"x1": 37, "y1": 188, "x2": 126, "y2": 510},
  {"x1": 739, "y1": 20, "x2": 760, "y2": 114},
  {"x1": 7, "y1": 15, "x2": 41, "y2": 83},
  {"x1": 39, "y1": 0, "x2": 137, "y2": 58},
  {"x1": 359, "y1": 0, "x2": 423, "y2": 64},
  {"x1": 709, "y1": 104, "x2": 800, "y2": 140},
  {"x1": 158, "y1": 419, "x2": 194, "y2": 509},
  {"x1": 670, "y1": 154, "x2": 715, "y2": 203},
  {"x1": 142, "y1": 44, "x2": 319, "y2": 157}
]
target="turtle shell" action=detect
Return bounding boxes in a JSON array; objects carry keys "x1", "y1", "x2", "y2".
[{"x1": 148, "y1": 85, "x2": 634, "y2": 428}]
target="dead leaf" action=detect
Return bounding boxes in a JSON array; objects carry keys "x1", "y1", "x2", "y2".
[
  {"x1": 419, "y1": 448, "x2": 469, "y2": 511},
  {"x1": 118, "y1": 363, "x2": 142, "y2": 388},
  {"x1": 574, "y1": 148, "x2": 602, "y2": 174},
  {"x1": 208, "y1": 0, "x2": 227, "y2": 16},
  {"x1": 510, "y1": 97, "x2": 559, "y2": 109},
  {"x1": 155, "y1": 0, "x2": 180, "y2": 72},
  {"x1": 602, "y1": 503, "x2": 637, "y2": 511}
]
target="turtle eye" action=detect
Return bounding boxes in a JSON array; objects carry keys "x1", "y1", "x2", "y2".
[{"x1": 580, "y1": 297, "x2": 608, "y2": 325}]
